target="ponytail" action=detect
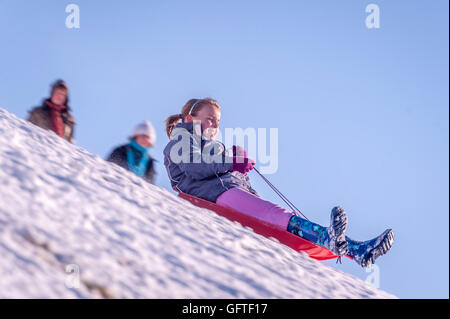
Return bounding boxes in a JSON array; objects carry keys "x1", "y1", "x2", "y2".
[{"x1": 165, "y1": 114, "x2": 182, "y2": 138}]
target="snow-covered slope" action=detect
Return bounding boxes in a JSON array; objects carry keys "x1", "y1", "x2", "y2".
[{"x1": 0, "y1": 108, "x2": 396, "y2": 299}]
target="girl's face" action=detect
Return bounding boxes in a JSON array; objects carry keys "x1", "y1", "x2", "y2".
[{"x1": 187, "y1": 105, "x2": 221, "y2": 139}]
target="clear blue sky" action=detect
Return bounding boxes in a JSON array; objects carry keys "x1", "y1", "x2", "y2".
[{"x1": 0, "y1": 0, "x2": 448, "y2": 298}]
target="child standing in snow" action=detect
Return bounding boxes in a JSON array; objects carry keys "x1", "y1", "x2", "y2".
[
  {"x1": 107, "y1": 121, "x2": 157, "y2": 184},
  {"x1": 163, "y1": 98, "x2": 394, "y2": 268}
]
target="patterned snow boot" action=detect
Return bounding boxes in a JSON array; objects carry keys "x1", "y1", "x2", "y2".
[
  {"x1": 346, "y1": 229, "x2": 395, "y2": 268},
  {"x1": 327, "y1": 206, "x2": 349, "y2": 257},
  {"x1": 287, "y1": 206, "x2": 348, "y2": 256}
]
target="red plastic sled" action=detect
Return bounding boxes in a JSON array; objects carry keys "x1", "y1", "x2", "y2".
[{"x1": 178, "y1": 192, "x2": 348, "y2": 261}]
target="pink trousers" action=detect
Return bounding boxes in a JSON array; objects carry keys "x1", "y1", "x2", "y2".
[{"x1": 216, "y1": 188, "x2": 295, "y2": 230}]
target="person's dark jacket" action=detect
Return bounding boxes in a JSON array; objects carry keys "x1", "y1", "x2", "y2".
[
  {"x1": 163, "y1": 122, "x2": 258, "y2": 203},
  {"x1": 27, "y1": 99, "x2": 75, "y2": 143},
  {"x1": 107, "y1": 144, "x2": 156, "y2": 184}
]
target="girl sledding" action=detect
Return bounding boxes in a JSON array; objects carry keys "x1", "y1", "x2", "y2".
[{"x1": 163, "y1": 98, "x2": 394, "y2": 268}]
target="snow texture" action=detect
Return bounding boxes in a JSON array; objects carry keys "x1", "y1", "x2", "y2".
[{"x1": 0, "y1": 108, "x2": 396, "y2": 299}]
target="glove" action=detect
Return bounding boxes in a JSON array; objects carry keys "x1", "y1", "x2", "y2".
[
  {"x1": 232, "y1": 145, "x2": 255, "y2": 174},
  {"x1": 233, "y1": 145, "x2": 247, "y2": 157}
]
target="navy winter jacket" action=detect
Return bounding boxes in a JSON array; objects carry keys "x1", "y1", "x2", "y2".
[
  {"x1": 163, "y1": 122, "x2": 258, "y2": 202},
  {"x1": 107, "y1": 144, "x2": 156, "y2": 184}
]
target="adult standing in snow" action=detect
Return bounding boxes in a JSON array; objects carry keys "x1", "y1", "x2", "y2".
[
  {"x1": 107, "y1": 121, "x2": 157, "y2": 184},
  {"x1": 27, "y1": 79, "x2": 75, "y2": 143}
]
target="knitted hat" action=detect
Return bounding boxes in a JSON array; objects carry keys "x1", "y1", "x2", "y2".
[
  {"x1": 130, "y1": 120, "x2": 156, "y2": 145},
  {"x1": 50, "y1": 79, "x2": 68, "y2": 93}
]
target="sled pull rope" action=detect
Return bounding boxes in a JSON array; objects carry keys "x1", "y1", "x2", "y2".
[{"x1": 253, "y1": 167, "x2": 310, "y2": 221}]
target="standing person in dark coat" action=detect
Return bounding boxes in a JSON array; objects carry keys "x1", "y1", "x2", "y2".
[
  {"x1": 27, "y1": 79, "x2": 76, "y2": 143},
  {"x1": 107, "y1": 120, "x2": 157, "y2": 184}
]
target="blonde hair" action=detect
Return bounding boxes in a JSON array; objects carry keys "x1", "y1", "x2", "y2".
[{"x1": 165, "y1": 98, "x2": 221, "y2": 138}]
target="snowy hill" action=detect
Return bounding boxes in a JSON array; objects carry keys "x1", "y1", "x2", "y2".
[{"x1": 0, "y1": 108, "x2": 396, "y2": 299}]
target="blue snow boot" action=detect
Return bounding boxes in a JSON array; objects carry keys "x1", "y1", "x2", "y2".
[
  {"x1": 346, "y1": 229, "x2": 395, "y2": 268},
  {"x1": 327, "y1": 206, "x2": 349, "y2": 257},
  {"x1": 287, "y1": 206, "x2": 348, "y2": 256}
]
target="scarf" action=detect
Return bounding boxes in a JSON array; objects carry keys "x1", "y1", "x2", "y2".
[
  {"x1": 45, "y1": 100, "x2": 67, "y2": 138},
  {"x1": 127, "y1": 140, "x2": 151, "y2": 177}
]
